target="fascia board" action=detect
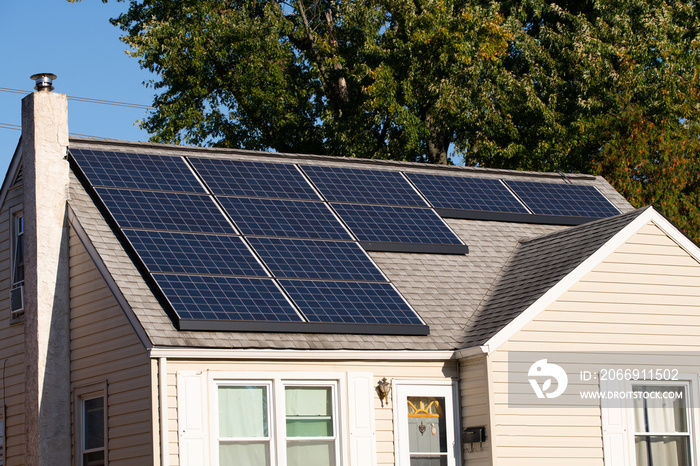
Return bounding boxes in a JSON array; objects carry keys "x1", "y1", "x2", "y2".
[{"x1": 148, "y1": 347, "x2": 456, "y2": 361}]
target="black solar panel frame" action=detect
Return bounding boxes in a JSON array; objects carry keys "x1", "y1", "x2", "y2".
[
  {"x1": 302, "y1": 165, "x2": 429, "y2": 207},
  {"x1": 406, "y1": 173, "x2": 529, "y2": 213},
  {"x1": 505, "y1": 180, "x2": 621, "y2": 218},
  {"x1": 189, "y1": 157, "x2": 321, "y2": 200},
  {"x1": 70, "y1": 148, "x2": 206, "y2": 193}
]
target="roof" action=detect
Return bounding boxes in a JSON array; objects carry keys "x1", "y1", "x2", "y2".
[
  {"x1": 460, "y1": 207, "x2": 650, "y2": 348},
  {"x1": 65, "y1": 138, "x2": 637, "y2": 351}
]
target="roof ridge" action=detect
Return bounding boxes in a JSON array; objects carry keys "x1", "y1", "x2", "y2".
[{"x1": 67, "y1": 136, "x2": 599, "y2": 181}]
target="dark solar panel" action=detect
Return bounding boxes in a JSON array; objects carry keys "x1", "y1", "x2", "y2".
[
  {"x1": 281, "y1": 280, "x2": 423, "y2": 325},
  {"x1": 71, "y1": 148, "x2": 205, "y2": 193},
  {"x1": 97, "y1": 188, "x2": 235, "y2": 234},
  {"x1": 248, "y1": 237, "x2": 386, "y2": 281},
  {"x1": 302, "y1": 165, "x2": 428, "y2": 206},
  {"x1": 123, "y1": 230, "x2": 267, "y2": 276},
  {"x1": 505, "y1": 180, "x2": 621, "y2": 217},
  {"x1": 219, "y1": 197, "x2": 352, "y2": 240},
  {"x1": 154, "y1": 274, "x2": 302, "y2": 322},
  {"x1": 407, "y1": 173, "x2": 529, "y2": 213},
  {"x1": 332, "y1": 203, "x2": 463, "y2": 245},
  {"x1": 190, "y1": 158, "x2": 320, "y2": 200}
]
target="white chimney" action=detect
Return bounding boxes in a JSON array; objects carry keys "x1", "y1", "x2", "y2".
[{"x1": 21, "y1": 73, "x2": 71, "y2": 465}]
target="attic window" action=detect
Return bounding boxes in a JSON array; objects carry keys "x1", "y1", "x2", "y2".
[{"x1": 10, "y1": 214, "x2": 24, "y2": 319}]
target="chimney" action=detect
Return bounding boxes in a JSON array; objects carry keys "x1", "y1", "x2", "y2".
[{"x1": 21, "y1": 74, "x2": 71, "y2": 464}]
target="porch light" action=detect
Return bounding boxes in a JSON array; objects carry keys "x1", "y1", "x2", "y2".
[{"x1": 376, "y1": 377, "x2": 392, "y2": 407}]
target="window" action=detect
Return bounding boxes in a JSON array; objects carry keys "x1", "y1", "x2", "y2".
[
  {"x1": 10, "y1": 214, "x2": 23, "y2": 318},
  {"x1": 78, "y1": 394, "x2": 106, "y2": 466},
  {"x1": 215, "y1": 380, "x2": 339, "y2": 466},
  {"x1": 632, "y1": 383, "x2": 693, "y2": 466}
]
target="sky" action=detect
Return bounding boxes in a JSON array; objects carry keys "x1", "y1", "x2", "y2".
[{"x1": 0, "y1": 0, "x2": 154, "y2": 177}]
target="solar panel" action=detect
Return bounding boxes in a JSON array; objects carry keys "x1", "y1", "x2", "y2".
[
  {"x1": 123, "y1": 230, "x2": 267, "y2": 277},
  {"x1": 97, "y1": 188, "x2": 235, "y2": 234},
  {"x1": 154, "y1": 274, "x2": 303, "y2": 322},
  {"x1": 71, "y1": 148, "x2": 205, "y2": 193},
  {"x1": 505, "y1": 180, "x2": 621, "y2": 217},
  {"x1": 248, "y1": 237, "x2": 386, "y2": 281},
  {"x1": 190, "y1": 158, "x2": 320, "y2": 200},
  {"x1": 302, "y1": 165, "x2": 428, "y2": 206},
  {"x1": 331, "y1": 203, "x2": 463, "y2": 245},
  {"x1": 219, "y1": 197, "x2": 352, "y2": 240},
  {"x1": 407, "y1": 173, "x2": 529, "y2": 213},
  {"x1": 280, "y1": 280, "x2": 423, "y2": 325}
]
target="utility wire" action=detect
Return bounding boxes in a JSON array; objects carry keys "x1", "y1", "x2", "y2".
[
  {"x1": 0, "y1": 121, "x2": 109, "y2": 139},
  {"x1": 0, "y1": 87, "x2": 153, "y2": 110}
]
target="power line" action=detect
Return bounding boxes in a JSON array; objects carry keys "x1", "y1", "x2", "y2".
[
  {"x1": 0, "y1": 121, "x2": 109, "y2": 139},
  {"x1": 0, "y1": 87, "x2": 153, "y2": 110}
]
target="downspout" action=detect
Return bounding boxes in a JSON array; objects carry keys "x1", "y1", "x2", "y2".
[{"x1": 160, "y1": 357, "x2": 169, "y2": 466}]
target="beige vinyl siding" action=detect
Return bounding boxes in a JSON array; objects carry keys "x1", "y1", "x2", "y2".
[
  {"x1": 166, "y1": 358, "x2": 458, "y2": 466},
  {"x1": 0, "y1": 183, "x2": 25, "y2": 464},
  {"x1": 459, "y1": 356, "x2": 491, "y2": 465},
  {"x1": 490, "y1": 220, "x2": 700, "y2": 465},
  {"x1": 69, "y1": 228, "x2": 153, "y2": 464}
]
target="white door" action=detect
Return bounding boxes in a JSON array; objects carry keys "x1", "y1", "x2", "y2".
[{"x1": 395, "y1": 382, "x2": 459, "y2": 466}]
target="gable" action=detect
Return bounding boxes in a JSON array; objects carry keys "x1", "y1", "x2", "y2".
[{"x1": 482, "y1": 212, "x2": 700, "y2": 353}]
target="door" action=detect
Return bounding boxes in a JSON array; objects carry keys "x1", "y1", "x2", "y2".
[{"x1": 395, "y1": 382, "x2": 459, "y2": 466}]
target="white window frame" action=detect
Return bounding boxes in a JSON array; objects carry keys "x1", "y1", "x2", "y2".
[
  {"x1": 393, "y1": 380, "x2": 461, "y2": 466},
  {"x1": 210, "y1": 372, "x2": 345, "y2": 466},
  {"x1": 10, "y1": 210, "x2": 24, "y2": 320},
  {"x1": 75, "y1": 384, "x2": 107, "y2": 466},
  {"x1": 625, "y1": 378, "x2": 698, "y2": 466}
]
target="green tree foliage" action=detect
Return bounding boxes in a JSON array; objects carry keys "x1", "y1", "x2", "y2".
[
  {"x1": 79, "y1": 0, "x2": 700, "y2": 241},
  {"x1": 102, "y1": 0, "x2": 510, "y2": 164},
  {"x1": 474, "y1": 0, "x2": 700, "y2": 242}
]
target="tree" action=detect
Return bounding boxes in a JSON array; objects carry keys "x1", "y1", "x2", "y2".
[
  {"x1": 78, "y1": 0, "x2": 700, "y2": 241},
  {"x1": 463, "y1": 0, "x2": 700, "y2": 242},
  {"x1": 98, "y1": 0, "x2": 511, "y2": 164}
]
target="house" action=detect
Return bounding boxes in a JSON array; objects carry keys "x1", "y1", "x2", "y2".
[{"x1": 1, "y1": 76, "x2": 699, "y2": 466}]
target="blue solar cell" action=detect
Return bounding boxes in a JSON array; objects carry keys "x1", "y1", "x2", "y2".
[
  {"x1": 332, "y1": 203, "x2": 463, "y2": 245},
  {"x1": 407, "y1": 173, "x2": 529, "y2": 213},
  {"x1": 97, "y1": 188, "x2": 235, "y2": 234},
  {"x1": 302, "y1": 165, "x2": 428, "y2": 206},
  {"x1": 505, "y1": 180, "x2": 621, "y2": 217},
  {"x1": 123, "y1": 230, "x2": 267, "y2": 276},
  {"x1": 248, "y1": 237, "x2": 386, "y2": 281},
  {"x1": 190, "y1": 158, "x2": 320, "y2": 200},
  {"x1": 281, "y1": 280, "x2": 423, "y2": 325},
  {"x1": 71, "y1": 148, "x2": 205, "y2": 193},
  {"x1": 219, "y1": 197, "x2": 352, "y2": 240},
  {"x1": 154, "y1": 274, "x2": 302, "y2": 322}
]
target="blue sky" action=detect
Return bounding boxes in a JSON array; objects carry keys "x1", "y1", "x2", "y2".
[{"x1": 0, "y1": 1, "x2": 154, "y2": 176}]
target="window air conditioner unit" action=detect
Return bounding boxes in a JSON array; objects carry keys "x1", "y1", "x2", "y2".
[{"x1": 10, "y1": 285, "x2": 23, "y2": 316}]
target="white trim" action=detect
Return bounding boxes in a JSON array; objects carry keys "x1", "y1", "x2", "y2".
[
  {"x1": 74, "y1": 383, "x2": 108, "y2": 466},
  {"x1": 624, "y1": 375, "x2": 699, "y2": 466},
  {"x1": 209, "y1": 371, "x2": 346, "y2": 466},
  {"x1": 393, "y1": 380, "x2": 461, "y2": 466},
  {"x1": 159, "y1": 357, "x2": 169, "y2": 466},
  {"x1": 454, "y1": 346, "x2": 489, "y2": 359},
  {"x1": 485, "y1": 207, "x2": 699, "y2": 353},
  {"x1": 0, "y1": 141, "x2": 23, "y2": 210},
  {"x1": 149, "y1": 347, "x2": 455, "y2": 361}
]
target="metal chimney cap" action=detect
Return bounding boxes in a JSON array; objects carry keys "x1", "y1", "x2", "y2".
[{"x1": 30, "y1": 73, "x2": 57, "y2": 92}]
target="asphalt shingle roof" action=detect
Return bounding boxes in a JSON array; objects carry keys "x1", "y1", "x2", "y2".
[{"x1": 66, "y1": 138, "x2": 636, "y2": 351}]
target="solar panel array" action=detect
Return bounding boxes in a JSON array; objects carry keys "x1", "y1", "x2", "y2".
[{"x1": 70, "y1": 147, "x2": 621, "y2": 335}]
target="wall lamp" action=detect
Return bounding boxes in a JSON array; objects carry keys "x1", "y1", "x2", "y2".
[{"x1": 376, "y1": 378, "x2": 392, "y2": 407}]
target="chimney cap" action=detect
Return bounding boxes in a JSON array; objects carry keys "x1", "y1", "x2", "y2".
[{"x1": 30, "y1": 73, "x2": 57, "y2": 92}]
